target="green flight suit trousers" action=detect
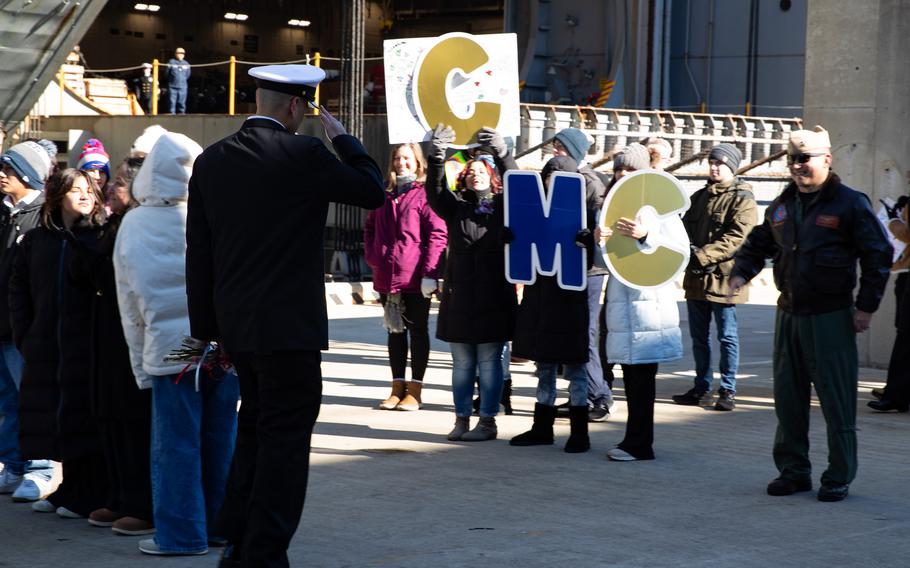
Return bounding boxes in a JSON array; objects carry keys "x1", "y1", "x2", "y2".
[{"x1": 772, "y1": 307, "x2": 858, "y2": 485}]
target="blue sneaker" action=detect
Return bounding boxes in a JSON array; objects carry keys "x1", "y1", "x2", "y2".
[{"x1": 0, "y1": 469, "x2": 24, "y2": 494}]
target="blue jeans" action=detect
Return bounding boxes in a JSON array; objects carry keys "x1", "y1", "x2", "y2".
[
  {"x1": 536, "y1": 363, "x2": 588, "y2": 406},
  {"x1": 687, "y1": 299, "x2": 739, "y2": 393},
  {"x1": 450, "y1": 342, "x2": 505, "y2": 418},
  {"x1": 151, "y1": 370, "x2": 239, "y2": 553},
  {"x1": 502, "y1": 342, "x2": 511, "y2": 381},
  {"x1": 585, "y1": 275, "x2": 612, "y2": 405},
  {"x1": 0, "y1": 342, "x2": 25, "y2": 474}
]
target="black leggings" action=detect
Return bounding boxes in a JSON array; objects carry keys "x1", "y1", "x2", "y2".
[
  {"x1": 381, "y1": 292, "x2": 431, "y2": 382},
  {"x1": 617, "y1": 363, "x2": 658, "y2": 460}
]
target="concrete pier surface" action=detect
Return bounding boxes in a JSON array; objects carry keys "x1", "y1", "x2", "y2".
[{"x1": 1, "y1": 301, "x2": 907, "y2": 567}]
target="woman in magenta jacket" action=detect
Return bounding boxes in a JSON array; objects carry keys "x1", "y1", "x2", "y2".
[{"x1": 364, "y1": 143, "x2": 447, "y2": 411}]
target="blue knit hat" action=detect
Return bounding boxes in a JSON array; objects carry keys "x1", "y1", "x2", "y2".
[
  {"x1": 0, "y1": 141, "x2": 51, "y2": 190},
  {"x1": 554, "y1": 127, "x2": 592, "y2": 164}
]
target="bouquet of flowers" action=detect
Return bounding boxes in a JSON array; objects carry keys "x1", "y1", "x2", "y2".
[{"x1": 164, "y1": 336, "x2": 235, "y2": 390}]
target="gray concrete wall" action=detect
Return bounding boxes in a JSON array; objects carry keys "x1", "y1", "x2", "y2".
[{"x1": 803, "y1": 0, "x2": 910, "y2": 367}]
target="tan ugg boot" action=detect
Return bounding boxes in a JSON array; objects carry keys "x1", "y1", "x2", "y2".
[
  {"x1": 396, "y1": 381, "x2": 422, "y2": 411},
  {"x1": 379, "y1": 379, "x2": 406, "y2": 410}
]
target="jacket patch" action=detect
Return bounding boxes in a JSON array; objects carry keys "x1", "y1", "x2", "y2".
[
  {"x1": 771, "y1": 205, "x2": 787, "y2": 226},
  {"x1": 816, "y1": 214, "x2": 840, "y2": 229}
]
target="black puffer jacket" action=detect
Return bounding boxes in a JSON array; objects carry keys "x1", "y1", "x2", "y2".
[
  {"x1": 0, "y1": 194, "x2": 45, "y2": 341},
  {"x1": 425, "y1": 155, "x2": 517, "y2": 344},
  {"x1": 732, "y1": 173, "x2": 892, "y2": 315},
  {"x1": 10, "y1": 219, "x2": 103, "y2": 460}
]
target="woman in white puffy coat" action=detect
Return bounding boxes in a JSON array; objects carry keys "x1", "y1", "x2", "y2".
[
  {"x1": 600, "y1": 169, "x2": 686, "y2": 462},
  {"x1": 113, "y1": 132, "x2": 239, "y2": 556}
]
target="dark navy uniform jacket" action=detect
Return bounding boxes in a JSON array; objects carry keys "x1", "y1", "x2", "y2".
[{"x1": 186, "y1": 117, "x2": 384, "y2": 353}]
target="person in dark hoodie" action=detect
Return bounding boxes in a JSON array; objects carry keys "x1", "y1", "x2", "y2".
[
  {"x1": 10, "y1": 168, "x2": 109, "y2": 517},
  {"x1": 0, "y1": 142, "x2": 51, "y2": 500},
  {"x1": 509, "y1": 155, "x2": 594, "y2": 454},
  {"x1": 425, "y1": 125, "x2": 518, "y2": 442}
]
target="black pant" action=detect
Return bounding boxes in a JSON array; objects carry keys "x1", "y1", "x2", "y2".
[
  {"x1": 217, "y1": 351, "x2": 322, "y2": 568},
  {"x1": 98, "y1": 391, "x2": 153, "y2": 520},
  {"x1": 47, "y1": 454, "x2": 108, "y2": 517},
  {"x1": 599, "y1": 303, "x2": 615, "y2": 389},
  {"x1": 617, "y1": 363, "x2": 657, "y2": 459},
  {"x1": 380, "y1": 293, "x2": 431, "y2": 382},
  {"x1": 884, "y1": 273, "x2": 910, "y2": 403}
]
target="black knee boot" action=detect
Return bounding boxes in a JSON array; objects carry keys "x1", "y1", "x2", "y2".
[
  {"x1": 510, "y1": 403, "x2": 556, "y2": 446},
  {"x1": 565, "y1": 406, "x2": 590, "y2": 453}
]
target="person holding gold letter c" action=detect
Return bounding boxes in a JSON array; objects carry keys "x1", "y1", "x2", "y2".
[{"x1": 596, "y1": 144, "x2": 689, "y2": 461}]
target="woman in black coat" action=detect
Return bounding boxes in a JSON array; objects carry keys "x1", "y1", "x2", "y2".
[
  {"x1": 510, "y1": 156, "x2": 593, "y2": 453},
  {"x1": 10, "y1": 168, "x2": 109, "y2": 517},
  {"x1": 425, "y1": 125, "x2": 517, "y2": 442}
]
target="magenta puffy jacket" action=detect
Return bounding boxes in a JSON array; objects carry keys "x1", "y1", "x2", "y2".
[{"x1": 364, "y1": 181, "x2": 447, "y2": 294}]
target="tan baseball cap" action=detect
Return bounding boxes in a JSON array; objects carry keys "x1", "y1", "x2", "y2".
[
  {"x1": 789, "y1": 125, "x2": 831, "y2": 154},
  {"x1": 175, "y1": 47, "x2": 186, "y2": 54}
]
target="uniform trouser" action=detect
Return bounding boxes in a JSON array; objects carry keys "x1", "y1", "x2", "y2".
[
  {"x1": 217, "y1": 351, "x2": 322, "y2": 568},
  {"x1": 773, "y1": 307, "x2": 858, "y2": 486},
  {"x1": 168, "y1": 86, "x2": 187, "y2": 114}
]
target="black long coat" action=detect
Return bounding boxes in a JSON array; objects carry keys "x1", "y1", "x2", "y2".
[
  {"x1": 10, "y1": 221, "x2": 103, "y2": 460},
  {"x1": 511, "y1": 275, "x2": 589, "y2": 364},
  {"x1": 186, "y1": 118, "x2": 385, "y2": 353},
  {"x1": 424, "y1": 156, "x2": 517, "y2": 344},
  {"x1": 70, "y1": 213, "x2": 147, "y2": 422}
]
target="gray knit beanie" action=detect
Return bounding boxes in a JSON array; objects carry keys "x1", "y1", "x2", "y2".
[
  {"x1": 709, "y1": 143, "x2": 742, "y2": 173},
  {"x1": 0, "y1": 141, "x2": 51, "y2": 190},
  {"x1": 554, "y1": 128, "x2": 591, "y2": 164},
  {"x1": 613, "y1": 143, "x2": 650, "y2": 171}
]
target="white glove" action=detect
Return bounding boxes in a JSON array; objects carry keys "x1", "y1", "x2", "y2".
[{"x1": 421, "y1": 277, "x2": 438, "y2": 299}]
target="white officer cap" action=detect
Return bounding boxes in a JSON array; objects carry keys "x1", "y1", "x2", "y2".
[{"x1": 248, "y1": 64, "x2": 326, "y2": 101}]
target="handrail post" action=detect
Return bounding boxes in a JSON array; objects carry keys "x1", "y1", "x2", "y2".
[
  {"x1": 58, "y1": 68, "x2": 64, "y2": 115},
  {"x1": 229, "y1": 56, "x2": 236, "y2": 115},
  {"x1": 313, "y1": 52, "x2": 321, "y2": 115},
  {"x1": 152, "y1": 59, "x2": 159, "y2": 116}
]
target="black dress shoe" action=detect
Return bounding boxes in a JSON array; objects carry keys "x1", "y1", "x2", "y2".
[
  {"x1": 867, "y1": 398, "x2": 909, "y2": 412},
  {"x1": 818, "y1": 483, "x2": 849, "y2": 502},
  {"x1": 767, "y1": 477, "x2": 812, "y2": 496},
  {"x1": 871, "y1": 387, "x2": 884, "y2": 400}
]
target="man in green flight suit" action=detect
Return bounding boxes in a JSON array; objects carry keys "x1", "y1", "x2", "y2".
[{"x1": 729, "y1": 125, "x2": 892, "y2": 502}]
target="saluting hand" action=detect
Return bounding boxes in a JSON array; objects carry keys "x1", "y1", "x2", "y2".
[{"x1": 318, "y1": 106, "x2": 348, "y2": 140}]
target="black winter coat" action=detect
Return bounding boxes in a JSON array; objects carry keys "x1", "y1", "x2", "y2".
[
  {"x1": 186, "y1": 118, "x2": 385, "y2": 353},
  {"x1": 424, "y1": 156, "x2": 517, "y2": 344},
  {"x1": 732, "y1": 173, "x2": 892, "y2": 315},
  {"x1": 70, "y1": 214, "x2": 146, "y2": 421},
  {"x1": 512, "y1": 275, "x2": 589, "y2": 364},
  {"x1": 10, "y1": 221, "x2": 103, "y2": 460},
  {"x1": 0, "y1": 194, "x2": 45, "y2": 341}
]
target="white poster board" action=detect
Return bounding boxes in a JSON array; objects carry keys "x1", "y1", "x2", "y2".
[
  {"x1": 384, "y1": 32, "x2": 520, "y2": 148},
  {"x1": 877, "y1": 197, "x2": 908, "y2": 271}
]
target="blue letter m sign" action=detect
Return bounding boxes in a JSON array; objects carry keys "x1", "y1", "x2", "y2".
[{"x1": 503, "y1": 170, "x2": 587, "y2": 291}]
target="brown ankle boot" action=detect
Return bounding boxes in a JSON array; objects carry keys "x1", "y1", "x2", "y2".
[
  {"x1": 379, "y1": 379, "x2": 406, "y2": 410},
  {"x1": 396, "y1": 381, "x2": 423, "y2": 411}
]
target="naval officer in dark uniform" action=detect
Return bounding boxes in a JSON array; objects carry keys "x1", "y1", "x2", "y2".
[{"x1": 185, "y1": 64, "x2": 384, "y2": 567}]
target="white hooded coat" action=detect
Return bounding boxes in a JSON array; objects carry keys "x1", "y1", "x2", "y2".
[
  {"x1": 605, "y1": 208, "x2": 686, "y2": 365},
  {"x1": 114, "y1": 132, "x2": 203, "y2": 389}
]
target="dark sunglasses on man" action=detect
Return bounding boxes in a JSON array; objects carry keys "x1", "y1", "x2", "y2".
[{"x1": 787, "y1": 151, "x2": 826, "y2": 165}]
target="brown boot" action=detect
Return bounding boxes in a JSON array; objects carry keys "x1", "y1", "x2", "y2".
[
  {"x1": 461, "y1": 416, "x2": 497, "y2": 441},
  {"x1": 379, "y1": 379, "x2": 406, "y2": 410},
  {"x1": 396, "y1": 381, "x2": 422, "y2": 411}
]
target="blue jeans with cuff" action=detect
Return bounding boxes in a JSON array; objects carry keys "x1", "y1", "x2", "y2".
[
  {"x1": 151, "y1": 369, "x2": 239, "y2": 553},
  {"x1": 450, "y1": 342, "x2": 505, "y2": 418}
]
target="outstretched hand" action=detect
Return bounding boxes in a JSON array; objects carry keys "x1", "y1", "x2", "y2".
[{"x1": 318, "y1": 106, "x2": 347, "y2": 140}]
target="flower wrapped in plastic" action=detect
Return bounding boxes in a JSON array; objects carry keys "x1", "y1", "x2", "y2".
[{"x1": 163, "y1": 336, "x2": 235, "y2": 391}]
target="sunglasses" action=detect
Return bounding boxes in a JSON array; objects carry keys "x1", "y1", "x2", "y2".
[{"x1": 787, "y1": 152, "x2": 825, "y2": 165}]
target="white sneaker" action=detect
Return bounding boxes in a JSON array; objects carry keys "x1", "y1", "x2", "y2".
[
  {"x1": 11, "y1": 469, "x2": 53, "y2": 502},
  {"x1": 56, "y1": 506, "x2": 83, "y2": 519},
  {"x1": 32, "y1": 499, "x2": 56, "y2": 513},
  {"x1": 606, "y1": 447, "x2": 638, "y2": 462},
  {"x1": 0, "y1": 469, "x2": 23, "y2": 494},
  {"x1": 139, "y1": 538, "x2": 208, "y2": 556}
]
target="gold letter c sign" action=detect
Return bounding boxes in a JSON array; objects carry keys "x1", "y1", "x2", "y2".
[
  {"x1": 599, "y1": 170, "x2": 691, "y2": 289},
  {"x1": 413, "y1": 33, "x2": 502, "y2": 146}
]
